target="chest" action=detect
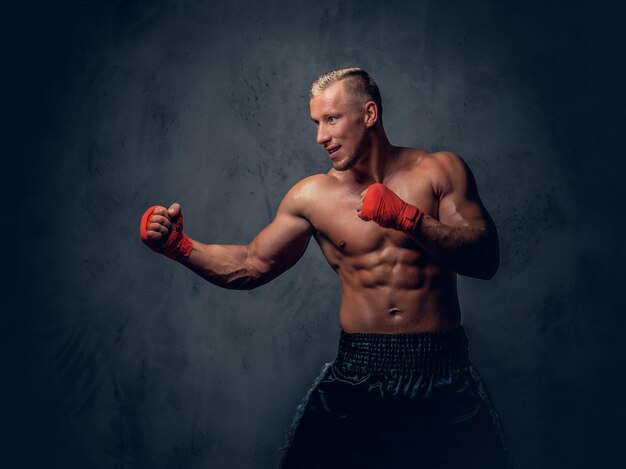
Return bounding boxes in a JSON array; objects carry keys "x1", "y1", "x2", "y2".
[{"x1": 309, "y1": 177, "x2": 439, "y2": 256}]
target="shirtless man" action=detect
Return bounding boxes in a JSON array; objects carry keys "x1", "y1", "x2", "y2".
[{"x1": 140, "y1": 68, "x2": 513, "y2": 468}]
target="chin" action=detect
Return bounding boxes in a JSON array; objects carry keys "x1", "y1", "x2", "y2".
[{"x1": 333, "y1": 154, "x2": 358, "y2": 172}]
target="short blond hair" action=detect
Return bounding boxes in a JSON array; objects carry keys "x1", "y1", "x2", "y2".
[{"x1": 310, "y1": 67, "x2": 383, "y2": 117}]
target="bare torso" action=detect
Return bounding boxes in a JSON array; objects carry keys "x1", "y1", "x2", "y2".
[
  {"x1": 303, "y1": 147, "x2": 461, "y2": 333},
  {"x1": 150, "y1": 78, "x2": 495, "y2": 335}
]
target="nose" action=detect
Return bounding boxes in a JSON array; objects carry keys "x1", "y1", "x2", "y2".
[{"x1": 316, "y1": 123, "x2": 330, "y2": 145}]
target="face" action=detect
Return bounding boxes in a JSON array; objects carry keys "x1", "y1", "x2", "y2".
[{"x1": 310, "y1": 81, "x2": 369, "y2": 171}]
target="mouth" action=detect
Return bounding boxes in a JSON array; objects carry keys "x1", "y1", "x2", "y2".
[{"x1": 326, "y1": 145, "x2": 341, "y2": 157}]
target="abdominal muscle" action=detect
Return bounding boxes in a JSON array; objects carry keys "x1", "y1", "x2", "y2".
[
  {"x1": 310, "y1": 168, "x2": 461, "y2": 334},
  {"x1": 333, "y1": 246, "x2": 462, "y2": 334}
]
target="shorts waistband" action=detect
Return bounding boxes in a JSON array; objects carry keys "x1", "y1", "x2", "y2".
[{"x1": 336, "y1": 326, "x2": 469, "y2": 374}]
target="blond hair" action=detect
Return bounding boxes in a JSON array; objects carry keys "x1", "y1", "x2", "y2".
[{"x1": 310, "y1": 67, "x2": 383, "y2": 117}]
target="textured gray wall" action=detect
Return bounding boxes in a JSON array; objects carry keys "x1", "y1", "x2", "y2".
[{"x1": 3, "y1": 0, "x2": 625, "y2": 468}]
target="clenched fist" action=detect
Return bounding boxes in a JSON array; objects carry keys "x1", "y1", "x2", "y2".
[
  {"x1": 139, "y1": 203, "x2": 193, "y2": 260},
  {"x1": 357, "y1": 183, "x2": 423, "y2": 233}
]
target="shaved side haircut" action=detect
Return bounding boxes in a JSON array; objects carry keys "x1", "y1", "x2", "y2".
[{"x1": 310, "y1": 67, "x2": 383, "y2": 118}]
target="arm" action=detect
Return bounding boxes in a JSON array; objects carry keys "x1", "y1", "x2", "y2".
[
  {"x1": 410, "y1": 152, "x2": 499, "y2": 280},
  {"x1": 178, "y1": 183, "x2": 315, "y2": 290},
  {"x1": 358, "y1": 152, "x2": 499, "y2": 280}
]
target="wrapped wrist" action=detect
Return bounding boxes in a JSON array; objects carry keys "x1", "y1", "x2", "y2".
[{"x1": 397, "y1": 203, "x2": 424, "y2": 232}]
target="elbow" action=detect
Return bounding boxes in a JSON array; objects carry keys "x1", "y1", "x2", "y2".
[
  {"x1": 476, "y1": 230, "x2": 499, "y2": 280},
  {"x1": 220, "y1": 269, "x2": 266, "y2": 290},
  {"x1": 460, "y1": 242, "x2": 498, "y2": 280},
  {"x1": 221, "y1": 247, "x2": 270, "y2": 290},
  {"x1": 480, "y1": 263, "x2": 498, "y2": 280},
  {"x1": 225, "y1": 274, "x2": 274, "y2": 290},
  {"x1": 222, "y1": 280, "x2": 258, "y2": 290},
  {"x1": 217, "y1": 245, "x2": 260, "y2": 290},
  {"x1": 464, "y1": 263, "x2": 497, "y2": 281},
  {"x1": 463, "y1": 265, "x2": 497, "y2": 281},
  {"x1": 479, "y1": 246, "x2": 500, "y2": 280}
]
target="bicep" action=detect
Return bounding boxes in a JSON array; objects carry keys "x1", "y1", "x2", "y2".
[{"x1": 247, "y1": 198, "x2": 314, "y2": 279}]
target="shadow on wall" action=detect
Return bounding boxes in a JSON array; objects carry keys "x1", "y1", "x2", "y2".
[{"x1": 3, "y1": 0, "x2": 626, "y2": 468}]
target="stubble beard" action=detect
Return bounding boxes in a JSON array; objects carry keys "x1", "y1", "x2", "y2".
[
  {"x1": 333, "y1": 152, "x2": 359, "y2": 172},
  {"x1": 334, "y1": 128, "x2": 370, "y2": 172}
]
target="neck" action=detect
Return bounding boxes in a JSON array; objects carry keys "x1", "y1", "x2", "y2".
[{"x1": 350, "y1": 128, "x2": 395, "y2": 184}]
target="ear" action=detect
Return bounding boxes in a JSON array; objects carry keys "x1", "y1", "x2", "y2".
[{"x1": 363, "y1": 101, "x2": 379, "y2": 128}]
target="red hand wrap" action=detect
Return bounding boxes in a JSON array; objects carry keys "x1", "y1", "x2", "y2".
[
  {"x1": 139, "y1": 205, "x2": 193, "y2": 260},
  {"x1": 360, "y1": 183, "x2": 423, "y2": 232}
]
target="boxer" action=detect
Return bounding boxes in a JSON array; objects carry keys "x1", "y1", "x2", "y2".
[{"x1": 140, "y1": 68, "x2": 513, "y2": 468}]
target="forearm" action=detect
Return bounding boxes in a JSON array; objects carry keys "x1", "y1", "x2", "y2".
[
  {"x1": 177, "y1": 239, "x2": 265, "y2": 290},
  {"x1": 409, "y1": 215, "x2": 499, "y2": 280}
]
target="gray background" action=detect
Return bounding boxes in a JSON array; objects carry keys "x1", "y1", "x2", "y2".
[{"x1": 2, "y1": 0, "x2": 625, "y2": 468}]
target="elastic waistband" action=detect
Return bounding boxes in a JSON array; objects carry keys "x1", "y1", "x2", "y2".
[{"x1": 336, "y1": 326, "x2": 469, "y2": 374}]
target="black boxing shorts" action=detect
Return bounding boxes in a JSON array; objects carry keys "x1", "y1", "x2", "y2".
[{"x1": 280, "y1": 326, "x2": 514, "y2": 469}]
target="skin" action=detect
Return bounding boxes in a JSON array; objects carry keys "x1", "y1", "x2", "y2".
[{"x1": 143, "y1": 79, "x2": 499, "y2": 333}]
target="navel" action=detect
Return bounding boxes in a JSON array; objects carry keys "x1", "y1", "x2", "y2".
[{"x1": 388, "y1": 307, "x2": 401, "y2": 316}]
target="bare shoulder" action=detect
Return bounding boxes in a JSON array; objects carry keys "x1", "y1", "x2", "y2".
[
  {"x1": 284, "y1": 173, "x2": 335, "y2": 201},
  {"x1": 280, "y1": 173, "x2": 335, "y2": 217},
  {"x1": 431, "y1": 150, "x2": 467, "y2": 168},
  {"x1": 402, "y1": 148, "x2": 466, "y2": 173},
  {"x1": 405, "y1": 149, "x2": 475, "y2": 199}
]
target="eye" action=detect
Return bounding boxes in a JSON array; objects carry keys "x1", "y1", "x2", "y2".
[{"x1": 328, "y1": 116, "x2": 338, "y2": 124}]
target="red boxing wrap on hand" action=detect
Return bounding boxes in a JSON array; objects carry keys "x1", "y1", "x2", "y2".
[
  {"x1": 139, "y1": 205, "x2": 193, "y2": 260},
  {"x1": 360, "y1": 183, "x2": 424, "y2": 232}
]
